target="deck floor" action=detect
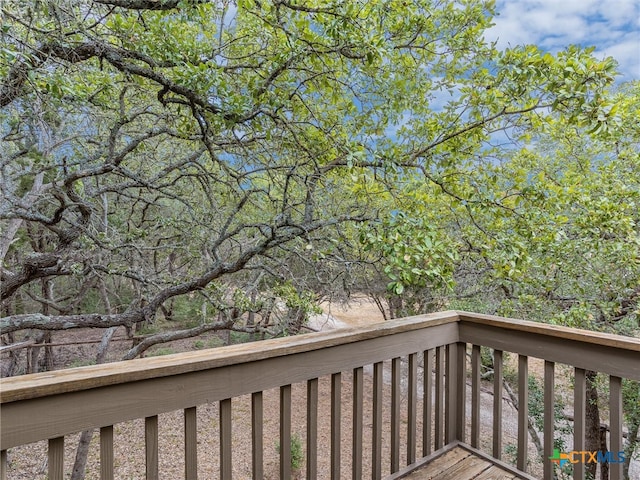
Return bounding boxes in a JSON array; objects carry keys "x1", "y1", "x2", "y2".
[{"x1": 391, "y1": 444, "x2": 535, "y2": 480}]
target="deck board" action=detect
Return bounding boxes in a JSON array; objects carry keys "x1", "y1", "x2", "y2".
[{"x1": 392, "y1": 444, "x2": 532, "y2": 480}]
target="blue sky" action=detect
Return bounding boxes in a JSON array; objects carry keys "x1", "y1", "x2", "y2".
[{"x1": 485, "y1": 0, "x2": 640, "y2": 81}]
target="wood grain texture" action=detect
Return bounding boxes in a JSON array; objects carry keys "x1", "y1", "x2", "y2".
[
  {"x1": 184, "y1": 407, "x2": 197, "y2": 480},
  {"x1": 145, "y1": 416, "x2": 158, "y2": 480},
  {"x1": 0, "y1": 450, "x2": 6, "y2": 480},
  {"x1": 352, "y1": 367, "x2": 363, "y2": 479},
  {"x1": 390, "y1": 443, "x2": 538, "y2": 480},
  {"x1": 493, "y1": 349, "x2": 503, "y2": 460},
  {"x1": 372, "y1": 361, "x2": 383, "y2": 480},
  {"x1": 2, "y1": 322, "x2": 458, "y2": 448},
  {"x1": 459, "y1": 322, "x2": 640, "y2": 381},
  {"x1": 517, "y1": 355, "x2": 528, "y2": 473},
  {"x1": 543, "y1": 361, "x2": 554, "y2": 480},
  {"x1": 456, "y1": 311, "x2": 640, "y2": 351},
  {"x1": 48, "y1": 437, "x2": 64, "y2": 480},
  {"x1": 100, "y1": 425, "x2": 114, "y2": 480},
  {"x1": 330, "y1": 372, "x2": 341, "y2": 480},
  {"x1": 423, "y1": 349, "x2": 433, "y2": 457},
  {"x1": 219, "y1": 399, "x2": 232, "y2": 480},
  {"x1": 306, "y1": 378, "x2": 318, "y2": 480},
  {"x1": 470, "y1": 345, "x2": 481, "y2": 449},
  {"x1": 573, "y1": 368, "x2": 585, "y2": 480},
  {"x1": 1, "y1": 312, "x2": 460, "y2": 403},
  {"x1": 391, "y1": 357, "x2": 401, "y2": 473},
  {"x1": 407, "y1": 353, "x2": 417, "y2": 465},
  {"x1": 279, "y1": 385, "x2": 291, "y2": 480},
  {"x1": 434, "y1": 346, "x2": 444, "y2": 450},
  {"x1": 251, "y1": 393, "x2": 263, "y2": 480},
  {"x1": 609, "y1": 376, "x2": 623, "y2": 480}
]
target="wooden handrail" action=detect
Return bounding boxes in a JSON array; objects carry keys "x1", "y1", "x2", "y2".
[
  {"x1": 0, "y1": 311, "x2": 459, "y2": 404},
  {"x1": 1, "y1": 310, "x2": 638, "y2": 480},
  {"x1": 457, "y1": 311, "x2": 640, "y2": 351},
  {"x1": 1, "y1": 313, "x2": 459, "y2": 450},
  {"x1": 457, "y1": 312, "x2": 640, "y2": 381}
]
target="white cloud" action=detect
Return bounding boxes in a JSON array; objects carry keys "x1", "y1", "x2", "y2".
[{"x1": 485, "y1": 0, "x2": 639, "y2": 80}]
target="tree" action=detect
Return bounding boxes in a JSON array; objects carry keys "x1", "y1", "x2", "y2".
[
  {"x1": 367, "y1": 80, "x2": 640, "y2": 478},
  {"x1": 0, "y1": 2, "x2": 629, "y2": 478},
  {"x1": 1, "y1": 0, "x2": 616, "y2": 351}
]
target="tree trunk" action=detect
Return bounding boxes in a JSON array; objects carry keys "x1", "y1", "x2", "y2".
[
  {"x1": 585, "y1": 370, "x2": 601, "y2": 480},
  {"x1": 69, "y1": 327, "x2": 117, "y2": 480},
  {"x1": 623, "y1": 420, "x2": 639, "y2": 480},
  {"x1": 71, "y1": 281, "x2": 115, "y2": 480}
]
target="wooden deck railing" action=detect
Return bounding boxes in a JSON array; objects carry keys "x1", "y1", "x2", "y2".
[{"x1": 1, "y1": 311, "x2": 639, "y2": 480}]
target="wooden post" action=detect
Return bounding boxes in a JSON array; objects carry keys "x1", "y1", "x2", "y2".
[
  {"x1": 279, "y1": 385, "x2": 292, "y2": 480},
  {"x1": 145, "y1": 416, "x2": 158, "y2": 480},
  {"x1": 609, "y1": 376, "x2": 623, "y2": 480},
  {"x1": 100, "y1": 425, "x2": 114, "y2": 480},
  {"x1": 543, "y1": 361, "x2": 555, "y2": 480},
  {"x1": 423, "y1": 349, "x2": 434, "y2": 456},
  {"x1": 517, "y1": 355, "x2": 528, "y2": 473},
  {"x1": 184, "y1": 408, "x2": 198, "y2": 480},
  {"x1": 251, "y1": 394, "x2": 263, "y2": 480},
  {"x1": 573, "y1": 368, "x2": 585, "y2": 480},
  {"x1": 306, "y1": 379, "x2": 318, "y2": 480},
  {"x1": 220, "y1": 399, "x2": 232, "y2": 480},
  {"x1": 493, "y1": 349, "x2": 503, "y2": 460},
  {"x1": 391, "y1": 357, "x2": 400, "y2": 473},
  {"x1": 407, "y1": 353, "x2": 417, "y2": 465},
  {"x1": 352, "y1": 368, "x2": 363, "y2": 479},
  {"x1": 49, "y1": 437, "x2": 64, "y2": 480},
  {"x1": 471, "y1": 345, "x2": 481, "y2": 448},
  {"x1": 372, "y1": 362, "x2": 383, "y2": 480},
  {"x1": 331, "y1": 373, "x2": 341, "y2": 480}
]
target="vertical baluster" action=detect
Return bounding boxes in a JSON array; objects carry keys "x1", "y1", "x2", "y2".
[
  {"x1": 100, "y1": 425, "x2": 114, "y2": 480},
  {"x1": 434, "y1": 346, "x2": 444, "y2": 450},
  {"x1": 407, "y1": 353, "x2": 417, "y2": 465},
  {"x1": 307, "y1": 378, "x2": 318, "y2": 480},
  {"x1": 1, "y1": 449, "x2": 7, "y2": 480},
  {"x1": 423, "y1": 349, "x2": 433, "y2": 456},
  {"x1": 445, "y1": 345, "x2": 452, "y2": 443},
  {"x1": 471, "y1": 345, "x2": 481, "y2": 448},
  {"x1": 145, "y1": 416, "x2": 158, "y2": 480},
  {"x1": 493, "y1": 349, "x2": 503, "y2": 460},
  {"x1": 331, "y1": 372, "x2": 341, "y2": 480},
  {"x1": 573, "y1": 368, "x2": 586, "y2": 480},
  {"x1": 48, "y1": 437, "x2": 64, "y2": 480},
  {"x1": 391, "y1": 357, "x2": 400, "y2": 473},
  {"x1": 543, "y1": 361, "x2": 555, "y2": 480},
  {"x1": 517, "y1": 355, "x2": 528, "y2": 473},
  {"x1": 353, "y1": 367, "x2": 363, "y2": 480},
  {"x1": 184, "y1": 408, "x2": 197, "y2": 480},
  {"x1": 609, "y1": 376, "x2": 623, "y2": 480},
  {"x1": 220, "y1": 399, "x2": 232, "y2": 480},
  {"x1": 280, "y1": 385, "x2": 292, "y2": 480},
  {"x1": 372, "y1": 362, "x2": 383, "y2": 480},
  {"x1": 251, "y1": 393, "x2": 263, "y2": 480},
  {"x1": 455, "y1": 342, "x2": 466, "y2": 442}
]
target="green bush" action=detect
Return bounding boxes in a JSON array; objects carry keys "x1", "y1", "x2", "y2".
[{"x1": 276, "y1": 434, "x2": 304, "y2": 471}]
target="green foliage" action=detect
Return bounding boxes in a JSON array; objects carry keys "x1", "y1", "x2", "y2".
[
  {"x1": 527, "y1": 374, "x2": 572, "y2": 452},
  {"x1": 361, "y1": 212, "x2": 458, "y2": 295},
  {"x1": 2, "y1": 0, "x2": 635, "y2": 357},
  {"x1": 276, "y1": 434, "x2": 304, "y2": 471}
]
